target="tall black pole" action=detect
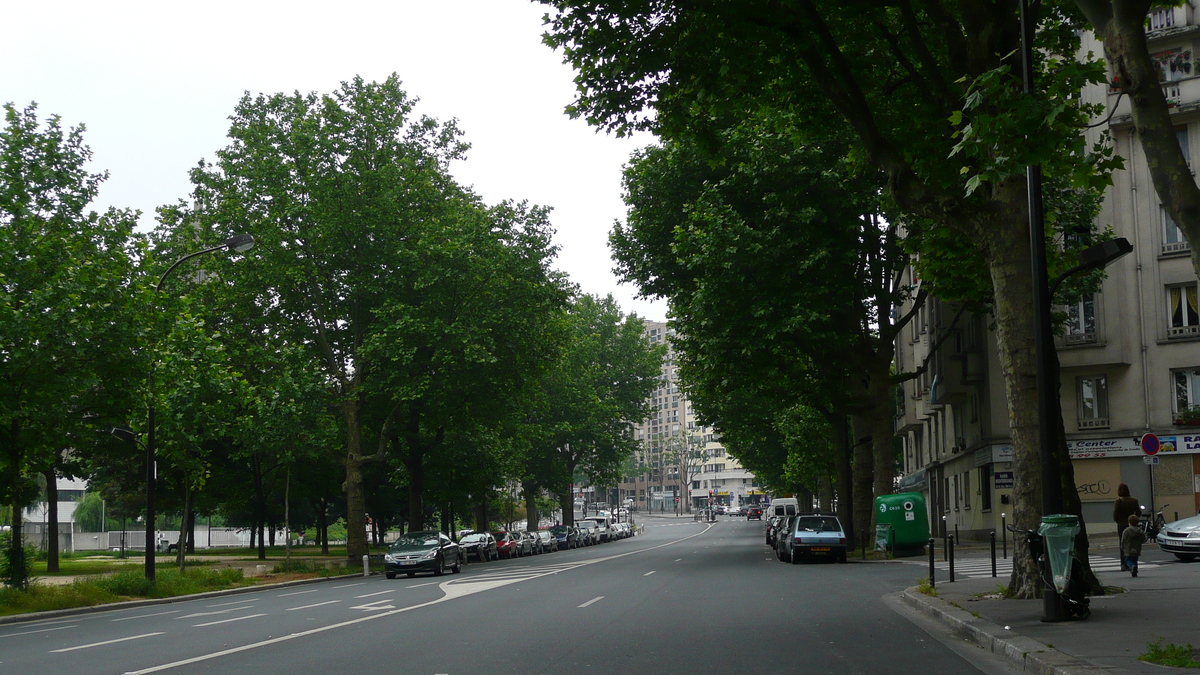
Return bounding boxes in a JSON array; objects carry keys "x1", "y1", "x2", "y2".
[
  {"x1": 1020, "y1": 0, "x2": 1067, "y2": 621},
  {"x1": 145, "y1": 404, "x2": 156, "y2": 581}
]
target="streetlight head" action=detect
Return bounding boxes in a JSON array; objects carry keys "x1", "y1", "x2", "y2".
[
  {"x1": 224, "y1": 234, "x2": 255, "y2": 253},
  {"x1": 109, "y1": 427, "x2": 137, "y2": 443},
  {"x1": 1078, "y1": 237, "x2": 1132, "y2": 270}
]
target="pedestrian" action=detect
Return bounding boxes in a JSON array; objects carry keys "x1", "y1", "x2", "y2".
[
  {"x1": 1113, "y1": 483, "x2": 1140, "y2": 571},
  {"x1": 1121, "y1": 514, "x2": 1147, "y2": 577}
]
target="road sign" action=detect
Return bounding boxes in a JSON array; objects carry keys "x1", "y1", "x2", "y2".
[
  {"x1": 1141, "y1": 434, "x2": 1160, "y2": 456},
  {"x1": 1144, "y1": 456, "x2": 1160, "y2": 465}
]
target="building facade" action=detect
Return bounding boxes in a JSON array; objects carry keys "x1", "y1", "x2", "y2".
[
  {"x1": 896, "y1": 7, "x2": 1200, "y2": 540},
  {"x1": 618, "y1": 320, "x2": 763, "y2": 512}
]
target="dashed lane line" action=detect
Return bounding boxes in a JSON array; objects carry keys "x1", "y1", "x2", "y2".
[
  {"x1": 52, "y1": 632, "x2": 163, "y2": 653},
  {"x1": 643, "y1": 571, "x2": 656, "y2": 576},
  {"x1": 277, "y1": 589, "x2": 319, "y2": 597},
  {"x1": 0, "y1": 624, "x2": 77, "y2": 638},
  {"x1": 205, "y1": 597, "x2": 258, "y2": 608},
  {"x1": 193, "y1": 614, "x2": 267, "y2": 628},
  {"x1": 286, "y1": 600, "x2": 341, "y2": 611},
  {"x1": 354, "y1": 589, "x2": 396, "y2": 599},
  {"x1": 112, "y1": 611, "x2": 179, "y2": 622},
  {"x1": 578, "y1": 596, "x2": 605, "y2": 608},
  {"x1": 331, "y1": 582, "x2": 364, "y2": 589}
]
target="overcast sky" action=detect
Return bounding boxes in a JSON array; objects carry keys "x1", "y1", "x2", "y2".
[{"x1": 2, "y1": 0, "x2": 668, "y2": 321}]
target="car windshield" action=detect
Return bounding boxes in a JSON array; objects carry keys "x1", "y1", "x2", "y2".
[
  {"x1": 549, "y1": 526, "x2": 569, "y2": 535},
  {"x1": 578, "y1": 522, "x2": 596, "y2": 529},
  {"x1": 796, "y1": 516, "x2": 841, "y2": 532},
  {"x1": 460, "y1": 534, "x2": 486, "y2": 543},
  {"x1": 491, "y1": 532, "x2": 509, "y2": 539},
  {"x1": 390, "y1": 532, "x2": 440, "y2": 549}
]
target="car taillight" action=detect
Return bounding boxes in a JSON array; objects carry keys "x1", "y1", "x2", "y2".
[{"x1": 839, "y1": 537, "x2": 846, "y2": 544}]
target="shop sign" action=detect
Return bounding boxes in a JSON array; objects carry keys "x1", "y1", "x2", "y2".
[
  {"x1": 994, "y1": 471, "x2": 1014, "y2": 489},
  {"x1": 990, "y1": 445, "x2": 1013, "y2": 463},
  {"x1": 1067, "y1": 437, "x2": 1142, "y2": 459},
  {"x1": 1160, "y1": 436, "x2": 1200, "y2": 453}
]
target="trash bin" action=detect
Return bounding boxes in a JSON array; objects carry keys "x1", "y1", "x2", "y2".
[
  {"x1": 874, "y1": 523, "x2": 894, "y2": 554},
  {"x1": 1038, "y1": 514, "x2": 1080, "y2": 594},
  {"x1": 873, "y1": 492, "x2": 930, "y2": 556}
]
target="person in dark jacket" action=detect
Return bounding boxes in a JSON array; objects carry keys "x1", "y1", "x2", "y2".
[
  {"x1": 1114, "y1": 483, "x2": 1140, "y2": 571},
  {"x1": 1121, "y1": 514, "x2": 1147, "y2": 577}
]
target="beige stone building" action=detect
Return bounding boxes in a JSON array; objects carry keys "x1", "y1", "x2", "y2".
[
  {"x1": 896, "y1": 6, "x2": 1200, "y2": 540},
  {"x1": 618, "y1": 320, "x2": 763, "y2": 512}
]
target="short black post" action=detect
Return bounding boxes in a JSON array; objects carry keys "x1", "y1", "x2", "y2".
[
  {"x1": 943, "y1": 528, "x2": 949, "y2": 562},
  {"x1": 949, "y1": 535, "x2": 956, "y2": 583},
  {"x1": 928, "y1": 537, "x2": 936, "y2": 589},
  {"x1": 990, "y1": 531, "x2": 997, "y2": 578},
  {"x1": 1002, "y1": 513, "x2": 1008, "y2": 559},
  {"x1": 955, "y1": 523, "x2": 960, "y2": 546}
]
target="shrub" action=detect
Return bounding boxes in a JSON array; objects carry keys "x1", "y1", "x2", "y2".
[{"x1": 1140, "y1": 638, "x2": 1200, "y2": 668}]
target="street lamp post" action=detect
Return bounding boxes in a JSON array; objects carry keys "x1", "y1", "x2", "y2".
[{"x1": 117, "y1": 234, "x2": 254, "y2": 582}]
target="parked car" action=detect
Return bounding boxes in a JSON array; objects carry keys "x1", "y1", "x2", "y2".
[
  {"x1": 384, "y1": 530, "x2": 464, "y2": 578},
  {"x1": 746, "y1": 506, "x2": 764, "y2": 520},
  {"x1": 536, "y1": 529, "x2": 558, "y2": 552},
  {"x1": 459, "y1": 532, "x2": 498, "y2": 562},
  {"x1": 577, "y1": 520, "x2": 601, "y2": 545},
  {"x1": 769, "y1": 516, "x2": 794, "y2": 555},
  {"x1": 518, "y1": 531, "x2": 540, "y2": 555},
  {"x1": 549, "y1": 525, "x2": 577, "y2": 549},
  {"x1": 780, "y1": 514, "x2": 848, "y2": 564},
  {"x1": 1157, "y1": 514, "x2": 1200, "y2": 561},
  {"x1": 765, "y1": 516, "x2": 782, "y2": 546},
  {"x1": 584, "y1": 516, "x2": 615, "y2": 542},
  {"x1": 492, "y1": 531, "x2": 522, "y2": 559}
]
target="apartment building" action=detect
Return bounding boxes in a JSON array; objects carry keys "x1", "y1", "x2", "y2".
[
  {"x1": 618, "y1": 320, "x2": 763, "y2": 512},
  {"x1": 895, "y1": 6, "x2": 1200, "y2": 540}
]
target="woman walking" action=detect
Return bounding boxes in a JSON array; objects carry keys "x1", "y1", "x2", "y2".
[{"x1": 1113, "y1": 483, "x2": 1140, "y2": 571}]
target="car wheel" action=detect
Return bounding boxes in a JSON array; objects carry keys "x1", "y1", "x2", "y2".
[
  {"x1": 837, "y1": 550, "x2": 848, "y2": 564},
  {"x1": 790, "y1": 549, "x2": 801, "y2": 565},
  {"x1": 434, "y1": 557, "x2": 446, "y2": 577},
  {"x1": 386, "y1": 572, "x2": 396, "y2": 579},
  {"x1": 1175, "y1": 553, "x2": 1197, "y2": 562},
  {"x1": 452, "y1": 556, "x2": 462, "y2": 573}
]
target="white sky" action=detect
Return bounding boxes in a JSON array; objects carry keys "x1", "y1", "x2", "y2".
[{"x1": 1, "y1": 0, "x2": 668, "y2": 321}]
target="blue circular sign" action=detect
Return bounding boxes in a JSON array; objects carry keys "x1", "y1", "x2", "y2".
[{"x1": 1141, "y1": 434, "x2": 1160, "y2": 456}]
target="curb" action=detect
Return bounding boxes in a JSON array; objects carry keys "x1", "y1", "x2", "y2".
[
  {"x1": 899, "y1": 588, "x2": 1113, "y2": 674},
  {"x1": 0, "y1": 571, "x2": 374, "y2": 627}
]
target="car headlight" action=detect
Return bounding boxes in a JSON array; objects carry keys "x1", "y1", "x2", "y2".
[
  {"x1": 1188, "y1": 532, "x2": 1200, "y2": 538},
  {"x1": 384, "y1": 554, "x2": 396, "y2": 563},
  {"x1": 421, "y1": 549, "x2": 438, "y2": 559}
]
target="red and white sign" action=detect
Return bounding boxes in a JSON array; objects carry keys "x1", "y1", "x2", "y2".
[{"x1": 1141, "y1": 434, "x2": 1160, "y2": 456}]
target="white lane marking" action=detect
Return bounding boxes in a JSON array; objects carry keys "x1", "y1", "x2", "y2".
[
  {"x1": 406, "y1": 581, "x2": 438, "y2": 588},
  {"x1": 51, "y1": 631, "x2": 163, "y2": 653},
  {"x1": 332, "y1": 582, "x2": 365, "y2": 589},
  {"x1": 674, "y1": 558, "x2": 682, "y2": 562},
  {"x1": 354, "y1": 589, "x2": 396, "y2": 599},
  {"x1": 277, "y1": 588, "x2": 319, "y2": 597},
  {"x1": 205, "y1": 597, "x2": 258, "y2": 607},
  {"x1": 351, "y1": 603, "x2": 396, "y2": 611},
  {"x1": 113, "y1": 610, "x2": 179, "y2": 622},
  {"x1": 0, "y1": 624, "x2": 77, "y2": 638},
  {"x1": 124, "y1": 523, "x2": 717, "y2": 674},
  {"x1": 643, "y1": 571, "x2": 656, "y2": 576},
  {"x1": 193, "y1": 613, "x2": 267, "y2": 628},
  {"x1": 286, "y1": 600, "x2": 341, "y2": 611},
  {"x1": 578, "y1": 596, "x2": 605, "y2": 608},
  {"x1": 177, "y1": 606, "x2": 254, "y2": 620}
]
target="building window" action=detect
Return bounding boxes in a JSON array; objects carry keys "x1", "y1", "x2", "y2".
[
  {"x1": 979, "y1": 465, "x2": 993, "y2": 511},
  {"x1": 1163, "y1": 207, "x2": 1191, "y2": 255},
  {"x1": 1168, "y1": 283, "x2": 1200, "y2": 338},
  {"x1": 1174, "y1": 368, "x2": 1200, "y2": 422},
  {"x1": 1066, "y1": 295, "x2": 1097, "y2": 344},
  {"x1": 963, "y1": 472, "x2": 970, "y2": 509},
  {"x1": 1077, "y1": 375, "x2": 1110, "y2": 429},
  {"x1": 1152, "y1": 47, "x2": 1192, "y2": 82}
]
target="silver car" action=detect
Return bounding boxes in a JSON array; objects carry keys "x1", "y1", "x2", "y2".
[{"x1": 1157, "y1": 514, "x2": 1200, "y2": 561}]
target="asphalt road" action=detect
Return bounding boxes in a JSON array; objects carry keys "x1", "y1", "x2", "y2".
[{"x1": 0, "y1": 517, "x2": 1021, "y2": 674}]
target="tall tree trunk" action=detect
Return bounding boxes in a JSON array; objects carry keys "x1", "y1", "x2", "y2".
[
  {"x1": 558, "y1": 492, "x2": 574, "y2": 527},
  {"x1": 523, "y1": 480, "x2": 539, "y2": 531},
  {"x1": 43, "y1": 468, "x2": 59, "y2": 574},
  {"x1": 851, "y1": 415, "x2": 875, "y2": 552},
  {"x1": 252, "y1": 457, "x2": 267, "y2": 560},
  {"x1": 475, "y1": 495, "x2": 489, "y2": 533},
  {"x1": 829, "y1": 414, "x2": 854, "y2": 547},
  {"x1": 185, "y1": 508, "x2": 195, "y2": 554},
  {"x1": 342, "y1": 398, "x2": 369, "y2": 561},
  {"x1": 817, "y1": 474, "x2": 834, "y2": 513},
  {"x1": 441, "y1": 505, "x2": 450, "y2": 539},
  {"x1": 176, "y1": 485, "x2": 192, "y2": 572},
  {"x1": 319, "y1": 497, "x2": 329, "y2": 555}
]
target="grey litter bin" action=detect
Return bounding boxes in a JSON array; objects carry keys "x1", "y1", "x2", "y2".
[{"x1": 1037, "y1": 514, "x2": 1080, "y2": 594}]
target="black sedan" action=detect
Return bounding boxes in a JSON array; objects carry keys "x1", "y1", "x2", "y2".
[
  {"x1": 459, "y1": 533, "x2": 499, "y2": 562},
  {"x1": 384, "y1": 530, "x2": 464, "y2": 579},
  {"x1": 549, "y1": 525, "x2": 578, "y2": 549}
]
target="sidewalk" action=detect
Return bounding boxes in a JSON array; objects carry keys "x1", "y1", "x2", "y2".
[{"x1": 899, "y1": 540, "x2": 1200, "y2": 674}]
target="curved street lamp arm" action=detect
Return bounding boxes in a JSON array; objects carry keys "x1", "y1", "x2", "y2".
[{"x1": 155, "y1": 244, "x2": 227, "y2": 292}]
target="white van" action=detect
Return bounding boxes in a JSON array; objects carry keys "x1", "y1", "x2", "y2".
[
  {"x1": 585, "y1": 515, "x2": 615, "y2": 542},
  {"x1": 770, "y1": 498, "x2": 799, "y2": 518}
]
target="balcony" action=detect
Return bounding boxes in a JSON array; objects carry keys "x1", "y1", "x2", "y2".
[
  {"x1": 1078, "y1": 417, "x2": 1110, "y2": 430},
  {"x1": 1163, "y1": 240, "x2": 1191, "y2": 255},
  {"x1": 1150, "y1": 7, "x2": 1177, "y2": 31},
  {"x1": 1169, "y1": 324, "x2": 1200, "y2": 339},
  {"x1": 1064, "y1": 331, "x2": 1098, "y2": 346}
]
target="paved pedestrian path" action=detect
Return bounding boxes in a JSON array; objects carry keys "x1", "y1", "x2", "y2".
[{"x1": 901, "y1": 553, "x2": 1162, "y2": 580}]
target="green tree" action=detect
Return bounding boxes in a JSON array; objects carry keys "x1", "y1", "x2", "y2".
[
  {"x1": 0, "y1": 103, "x2": 143, "y2": 587},
  {"x1": 543, "y1": 0, "x2": 1118, "y2": 597}
]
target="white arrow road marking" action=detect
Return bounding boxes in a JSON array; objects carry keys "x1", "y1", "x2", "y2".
[
  {"x1": 193, "y1": 613, "x2": 266, "y2": 628},
  {"x1": 123, "y1": 523, "x2": 718, "y2": 674},
  {"x1": 578, "y1": 596, "x2": 605, "y2": 608},
  {"x1": 405, "y1": 581, "x2": 439, "y2": 588},
  {"x1": 350, "y1": 599, "x2": 396, "y2": 610},
  {"x1": 286, "y1": 600, "x2": 341, "y2": 611},
  {"x1": 52, "y1": 632, "x2": 163, "y2": 653},
  {"x1": 0, "y1": 624, "x2": 77, "y2": 638}
]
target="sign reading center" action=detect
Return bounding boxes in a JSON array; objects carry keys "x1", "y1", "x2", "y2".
[{"x1": 1141, "y1": 434, "x2": 1160, "y2": 456}]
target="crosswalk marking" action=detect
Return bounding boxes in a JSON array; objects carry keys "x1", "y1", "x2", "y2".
[{"x1": 902, "y1": 554, "x2": 1160, "y2": 579}]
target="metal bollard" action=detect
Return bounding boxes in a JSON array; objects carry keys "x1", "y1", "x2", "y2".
[
  {"x1": 990, "y1": 531, "x2": 997, "y2": 578},
  {"x1": 1002, "y1": 513, "x2": 1007, "y2": 559},
  {"x1": 928, "y1": 538, "x2": 936, "y2": 589},
  {"x1": 955, "y1": 524, "x2": 960, "y2": 546},
  {"x1": 363, "y1": 554, "x2": 369, "y2": 577},
  {"x1": 949, "y1": 535, "x2": 956, "y2": 583}
]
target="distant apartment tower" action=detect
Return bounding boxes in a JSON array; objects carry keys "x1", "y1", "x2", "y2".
[
  {"x1": 894, "y1": 7, "x2": 1200, "y2": 540},
  {"x1": 618, "y1": 320, "x2": 763, "y2": 511}
]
